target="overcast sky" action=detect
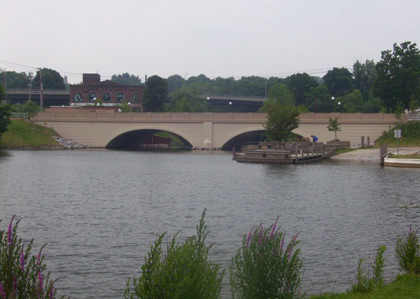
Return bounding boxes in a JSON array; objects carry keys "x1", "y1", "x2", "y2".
[{"x1": 1, "y1": 0, "x2": 419, "y2": 83}]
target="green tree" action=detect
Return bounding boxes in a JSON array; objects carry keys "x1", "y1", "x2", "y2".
[
  {"x1": 111, "y1": 73, "x2": 142, "y2": 86},
  {"x1": 263, "y1": 103, "x2": 300, "y2": 142},
  {"x1": 33, "y1": 68, "x2": 66, "y2": 90},
  {"x1": 0, "y1": 106, "x2": 11, "y2": 139},
  {"x1": 120, "y1": 100, "x2": 133, "y2": 112},
  {"x1": 304, "y1": 85, "x2": 332, "y2": 112},
  {"x1": 143, "y1": 75, "x2": 168, "y2": 112},
  {"x1": 327, "y1": 117, "x2": 341, "y2": 141},
  {"x1": 353, "y1": 60, "x2": 377, "y2": 102},
  {"x1": 363, "y1": 96, "x2": 383, "y2": 113},
  {"x1": 0, "y1": 70, "x2": 31, "y2": 89},
  {"x1": 340, "y1": 89, "x2": 364, "y2": 113},
  {"x1": 167, "y1": 74, "x2": 185, "y2": 93},
  {"x1": 22, "y1": 100, "x2": 40, "y2": 116},
  {"x1": 375, "y1": 41, "x2": 420, "y2": 111},
  {"x1": 166, "y1": 87, "x2": 207, "y2": 112},
  {"x1": 285, "y1": 73, "x2": 319, "y2": 106},
  {"x1": 323, "y1": 67, "x2": 354, "y2": 97},
  {"x1": 267, "y1": 83, "x2": 295, "y2": 107}
]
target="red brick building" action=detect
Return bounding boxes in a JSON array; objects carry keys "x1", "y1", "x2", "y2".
[{"x1": 69, "y1": 74, "x2": 144, "y2": 111}]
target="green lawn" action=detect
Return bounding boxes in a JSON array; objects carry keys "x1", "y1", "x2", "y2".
[
  {"x1": 310, "y1": 275, "x2": 420, "y2": 299},
  {"x1": 376, "y1": 121, "x2": 420, "y2": 147},
  {"x1": 388, "y1": 154, "x2": 420, "y2": 159},
  {"x1": 0, "y1": 120, "x2": 60, "y2": 149}
]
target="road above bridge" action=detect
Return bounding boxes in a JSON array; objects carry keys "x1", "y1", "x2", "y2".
[{"x1": 33, "y1": 111, "x2": 403, "y2": 149}]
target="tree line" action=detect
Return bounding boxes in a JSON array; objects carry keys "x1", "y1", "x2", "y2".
[{"x1": 1, "y1": 41, "x2": 420, "y2": 114}]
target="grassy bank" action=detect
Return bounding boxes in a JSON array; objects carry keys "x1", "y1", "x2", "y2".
[
  {"x1": 0, "y1": 119, "x2": 61, "y2": 149},
  {"x1": 311, "y1": 275, "x2": 420, "y2": 299},
  {"x1": 376, "y1": 121, "x2": 420, "y2": 147}
]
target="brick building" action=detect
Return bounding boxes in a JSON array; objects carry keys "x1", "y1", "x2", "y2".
[{"x1": 69, "y1": 74, "x2": 144, "y2": 111}]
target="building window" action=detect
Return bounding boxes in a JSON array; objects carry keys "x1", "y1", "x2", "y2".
[
  {"x1": 89, "y1": 92, "x2": 96, "y2": 101},
  {"x1": 131, "y1": 92, "x2": 139, "y2": 103},
  {"x1": 103, "y1": 93, "x2": 111, "y2": 102},
  {"x1": 74, "y1": 92, "x2": 83, "y2": 102},
  {"x1": 117, "y1": 93, "x2": 125, "y2": 102}
]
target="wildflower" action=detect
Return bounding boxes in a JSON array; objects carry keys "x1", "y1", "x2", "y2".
[
  {"x1": 246, "y1": 229, "x2": 252, "y2": 247},
  {"x1": 49, "y1": 284, "x2": 54, "y2": 299},
  {"x1": 280, "y1": 236, "x2": 285, "y2": 252},
  {"x1": 258, "y1": 226, "x2": 263, "y2": 244},
  {"x1": 38, "y1": 271, "x2": 43, "y2": 293},
  {"x1": 7, "y1": 219, "x2": 13, "y2": 246},
  {"x1": 20, "y1": 247, "x2": 25, "y2": 271},
  {"x1": 270, "y1": 216, "x2": 279, "y2": 238},
  {"x1": 0, "y1": 283, "x2": 6, "y2": 299}
]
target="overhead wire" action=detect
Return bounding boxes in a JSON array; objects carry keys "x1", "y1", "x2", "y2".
[{"x1": 1, "y1": 58, "x2": 354, "y2": 82}]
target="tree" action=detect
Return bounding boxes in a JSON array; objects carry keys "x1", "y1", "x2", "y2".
[
  {"x1": 375, "y1": 41, "x2": 420, "y2": 111},
  {"x1": 353, "y1": 60, "x2": 377, "y2": 102},
  {"x1": 268, "y1": 83, "x2": 295, "y2": 106},
  {"x1": 167, "y1": 88, "x2": 207, "y2": 112},
  {"x1": 0, "y1": 104, "x2": 11, "y2": 139},
  {"x1": 167, "y1": 74, "x2": 185, "y2": 93},
  {"x1": 111, "y1": 73, "x2": 142, "y2": 86},
  {"x1": 304, "y1": 85, "x2": 332, "y2": 112},
  {"x1": 33, "y1": 68, "x2": 66, "y2": 90},
  {"x1": 323, "y1": 67, "x2": 353, "y2": 97},
  {"x1": 263, "y1": 103, "x2": 300, "y2": 142},
  {"x1": 0, "y1": 70, "x2": 31, "y2": 89},
  {"x1": 340, "y1": 90, "x2": 364, "y2": 113},
  {"x1": 327, "y1": 117, "x2": 341, "y2": 141},
  {"x1": 285, "y1": 73, "x2": 319, "y2": 106},
  {"x1": 143, "y1": 75, "x2": 168, "y2": 112}
]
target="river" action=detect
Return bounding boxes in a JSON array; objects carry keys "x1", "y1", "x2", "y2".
[{"x1": 0, "y1": 150, "x2": 419, "y2": 298}]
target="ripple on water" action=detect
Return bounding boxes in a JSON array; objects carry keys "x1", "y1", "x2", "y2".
[{"x1": 0, "y1": 150, "x2": 419, "y2": 298}]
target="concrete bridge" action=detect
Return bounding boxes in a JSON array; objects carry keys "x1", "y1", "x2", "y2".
[{"x1": 33, "y1": 111, "x2": 402, "y2": 149}]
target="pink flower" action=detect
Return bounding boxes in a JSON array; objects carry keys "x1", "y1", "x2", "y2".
[
  {"x1": 270, "y1": 217, "x2": 279, "y2": 238},
  {"x1": 0, "y1": 283, "x2": 6, "y2": 299},
  {"x1": 7, "y1": 219, "x2": 13, "y2": 246},
  {"x1": 38, "y1": 271, "x2": 43, "y2": 293},
  {"x1": 246, "y1": 229, "x2": 252, "y2": 247},
  {"x1": 20, "y1": 247, "x2": 25, "y2": 271}
]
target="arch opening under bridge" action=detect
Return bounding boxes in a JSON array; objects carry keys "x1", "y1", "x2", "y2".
[{"x1": 106, "y1": 129, "x2": 193, "y2": 149}]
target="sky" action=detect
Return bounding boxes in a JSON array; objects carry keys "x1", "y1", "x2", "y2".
[{"x1": 1, "y1": 0, "x2": 420, "y2": 84}]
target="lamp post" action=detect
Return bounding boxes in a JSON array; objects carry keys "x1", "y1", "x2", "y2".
[
  {"x1": 337, "y1": 101, "x2": 341, "y2": 112},
  {"x1": 28, "y1": 74, "x2": 34, "y2": 102},
  {"x1": 331, "y1": 96, "x2": 335, "y2": 112},
  {"x1": 229, "y1": 101, "x2": 232, "y2": 112}
]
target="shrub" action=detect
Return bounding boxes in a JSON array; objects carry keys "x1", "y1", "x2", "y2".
[
  {"x1": 351, "y1": 245, "x2": 386, "y2": 293},
  {"x1": 124, "y1": 210, "x2": 224, "y2": 299},
  {"x1": 396, "y1": 226, "x2": 420, "y2": 274},
  {"x1": 229, "y1": 218, "x2": 303, "y2": 299},
  {"x1": 0, "y1": 216, "x2": 61, "y2": 298}
]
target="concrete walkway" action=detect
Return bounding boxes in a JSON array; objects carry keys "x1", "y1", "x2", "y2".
[{"x1": 331, "y1": 147, "x2": 420, "y2": 161}]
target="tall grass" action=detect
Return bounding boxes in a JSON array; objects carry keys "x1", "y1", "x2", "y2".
[
  {"x1": 396, "y1": 226, "x2": 420, "y2": 274},
  {"x1": 124, "y1": 210, "x2": 224, "y2": 299},
  {"x1": 229, "y1": 218, "x2": 303, "y2": 299}
]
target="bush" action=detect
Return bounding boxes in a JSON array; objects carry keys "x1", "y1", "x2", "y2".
[
  {"x1": 0, "y1": 216, "x2": 61, "y2": 298},
  {"x1": 124, "y1": 210, "x2": 224, "y2": 299},
  {"x1": 229, "y1": 218, "x2": 303, "y2": 299},
  {"x1": 396, "y1": 227, "x2": 420, "y2": 274},
  {"x1": 351, "y1": 245, "x2": 386, "y2": 293}
]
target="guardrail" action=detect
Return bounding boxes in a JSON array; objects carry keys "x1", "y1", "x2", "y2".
[{"x1": 11, "y1": 112, "x2": 30, "y2": 119}]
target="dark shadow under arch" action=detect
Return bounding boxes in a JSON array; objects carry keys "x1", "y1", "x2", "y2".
[
  {"x1": 106, "y1": 129, "x2": 193, "y2": 149},
  {"x1": 221, "y1": 130, "x2": 266, "y2": 150}
]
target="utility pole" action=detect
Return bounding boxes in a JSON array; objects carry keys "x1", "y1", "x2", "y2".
[
  {"x1": 39, "y1": 68, "x2": 44, "y2": 112},
  {"x1": 4, "y1": 70, "x2": 7, "y2": 105}
]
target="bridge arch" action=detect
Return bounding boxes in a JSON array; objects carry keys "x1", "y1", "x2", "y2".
[
  {"x1": 105, "y1": 126, "x2": 194, "y2": 148},
  {"x1": 219, "y1": 126, "x2": 265, "y2": 150}
]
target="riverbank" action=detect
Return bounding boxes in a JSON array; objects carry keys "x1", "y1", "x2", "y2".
[
  {"x1": 331, "y1": 147, "x2": 420, "y2": 162},
  {"x1": 0, "y1": 120, "x2": 87, "y2": 150},
  {"x1": 311, "y1": 274, "x2": 420, "y2": 298}
]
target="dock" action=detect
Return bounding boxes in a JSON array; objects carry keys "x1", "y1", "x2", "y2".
[{"x1": 234, "y1": 142, "x2": 334, "y2": 164}]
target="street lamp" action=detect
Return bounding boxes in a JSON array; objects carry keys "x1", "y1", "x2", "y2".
[
  {"x1": 337, "y1": 101, "x2": 341, "y2": 112},
  {"x1": 229, "y1": 101, "x2": 232, "y2": 112},
  {"x1": 331, "y1": 96, "x2": 335, "y2": 112}
]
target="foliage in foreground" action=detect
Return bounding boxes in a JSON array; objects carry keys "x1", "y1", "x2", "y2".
[
  {"x1": 0, "y1": 105, "x2": 11, "y2": 139},
  {"x1": 351, "y1": 245, "x2": 386, "y2": 293},
  {"x1": 0, "y1": 217, "x2": 61, "y2": 298},
  {"x1": 124, "y1": 210, "x2": 224, "y2": 299},
  {"x1": 230, "y1": 218, "x2": 303, "y2": 299},
  {"x1": 396, "y1": 227, "x2": 420, "y2": 275}
]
